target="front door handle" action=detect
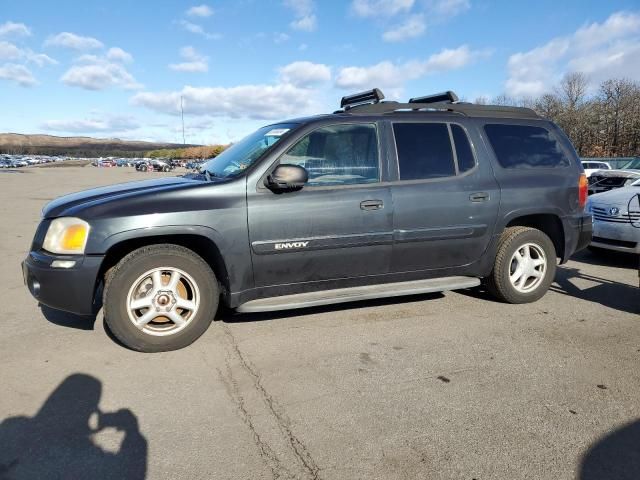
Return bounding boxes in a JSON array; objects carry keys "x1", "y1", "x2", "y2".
[
  {"x1": 360, "y1": 199, "x2": 384, "y2": 211},
  {"x1": 469, "y1": 192, "x2": 489, "y2": 202}
]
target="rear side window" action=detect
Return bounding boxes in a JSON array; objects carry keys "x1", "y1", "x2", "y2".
[
  {"x1": 484, "y1": 124, "x2": 570, "y2": 169},
  {"x1": 451, "y1": 124, "x2": 475, "y2": 173},
  {"x1": 393, "y1": 123, "x2": 455, "y2": 180}
]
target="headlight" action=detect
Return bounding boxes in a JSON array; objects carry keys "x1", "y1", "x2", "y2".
[
  {"x1": 624, "y1": 177, "x2": 638, "y2": 186},
  {"x1": 43, "y1": 217, "x2": 90, "y2": 254}
]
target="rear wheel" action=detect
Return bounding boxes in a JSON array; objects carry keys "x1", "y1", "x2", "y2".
[
  {"x1": 486, "y1": 227, "x2": 556, "y2": 304},
  {"x1": 103, "y1": 244, "x2": 218, "y2": 352}
]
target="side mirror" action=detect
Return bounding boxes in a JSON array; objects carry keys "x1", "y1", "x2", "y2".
[{"x1": 265, "y1": 164, "x2": 308, "y2": 193}]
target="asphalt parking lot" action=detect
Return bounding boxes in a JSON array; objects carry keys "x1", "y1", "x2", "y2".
[{"x1": 1, "y1": 166, "x2": 638, "y2": 480}]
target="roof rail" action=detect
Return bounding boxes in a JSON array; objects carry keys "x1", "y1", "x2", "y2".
[
  {"x1": 340, "y1": 88, "x2": 385, "y2": 109},
  {"x1": 341, "y1": 100, "x2": 540, "y2": 119},
  {"x1": 335, "y1": 88, "x2": 540, "y2": 119},
  {"x1": 409, "y1": 91, "x2": 459, "y2": 104}
]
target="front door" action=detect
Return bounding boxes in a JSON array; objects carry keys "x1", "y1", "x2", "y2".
[
  {"x1": 388, "y1": 121, "x2": 500, "y2": 272},
  {"x1": 247, "y1": 122, "x2": 393, "y2": 288}
]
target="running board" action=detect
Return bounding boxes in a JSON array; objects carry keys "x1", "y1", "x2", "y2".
[{"x1": 236, "y1": 276, "x2": 481, "y2": 313}]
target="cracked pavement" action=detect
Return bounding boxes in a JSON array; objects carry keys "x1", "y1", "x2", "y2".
[{"x1": 1, "y1": 167, "x2": 639, "y2": 479}]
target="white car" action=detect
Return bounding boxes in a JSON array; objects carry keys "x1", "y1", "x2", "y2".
[
  {"x1": 587, "y1": 179, "x2": 640, "y2": 254},
  {"x1": 581, "y1": 160, "x2": 611, "y2": 177}
]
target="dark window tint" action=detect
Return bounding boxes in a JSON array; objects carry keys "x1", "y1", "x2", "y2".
[
  {"x1": 451, "y1": 124, "x2": 475, "y2": 173},
  {"x1": 280, "y1": 124, "x2": 379, "y2": 186},
  {"x1": 484, "y1": 124, "x2": 570, "y2": 168},
  {"x1": 393, "y1": 123, "x2": 455, "y2": 180}
]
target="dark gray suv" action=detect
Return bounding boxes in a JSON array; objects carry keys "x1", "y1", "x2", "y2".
[{"x1": 22, "y1": 89, "x2": 592, "y2": 352}]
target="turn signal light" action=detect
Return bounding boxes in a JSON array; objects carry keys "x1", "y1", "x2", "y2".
[{"x1": 578, "y1": 173, "x2": 588, "y2": 209}]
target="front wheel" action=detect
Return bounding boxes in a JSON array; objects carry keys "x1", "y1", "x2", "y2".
[
  {"x1": 103, "y1": 245, "x2": 219, "y2": 352},
  {"x1": 485, "y1": 227, "x2": 556, "y2": 304}
]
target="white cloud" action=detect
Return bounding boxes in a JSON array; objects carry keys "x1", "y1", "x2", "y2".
[
  {"x1": 45, "y1": 32, "x2": 104, "y2": 50},
  {"x1": 0, "y1": 41, "x2": 57, "y2": 66},
  {"x1": 41, "y1": 114, "x2": 140, "y2": 133},
  {"x1": 382, "y1": 14, "x2": 425, "y2": 42},
  {"x1": 284, "y1": 0, "x2": 317, "y2": 31},
  {"x1": 0, "y1": 21, "x2": 31, "y2": 38},
  {"x1": 106, "y1": 47, "x2": 133, "y2": 63},
  {"x1": 506, "y1": 11, "x2": 640, "y2": 97},
  {"x1": 351, "y1": 0, "x2": 414, "y2": 17},
  {"x1": 179, "y1": 20, "x2": 220, "y2": 39},
  {"x1": 279, "y1": 61, "x2": 331, "y2": 86},
  {"x1": 335, "y1": 45, "x2": 485, "y2": 89},
  {"x1": 0, "y1": 63, "x2": 36, "y2": 87},
  {"x1": 61, "y1": 55, "x2": 141, "y2": 90},
  {"x1": 290, "y1": 15, "x2": 317, "y2": 32},
  {"x1": 186, "y1": 4, "x2": 214, "y2": 17},
  {"x1": 0, "y1": 41, "x2": 22, "y2": 60},
  {"x1": 169, "y1": 46, "x2": 208, "y2": 73},
  {"x1": 132, "y1": 83, "x2": 318, "y2": 120},
  {"x1": 274, "y1": 32, "x2": 290, "y2": 44},
  {"x1": 431, "y1": 0, "x2": 470, "y2": 17}
]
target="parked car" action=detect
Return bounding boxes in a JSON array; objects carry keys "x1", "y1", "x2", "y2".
[
  {"x1": 588, "y1": 158, "x2": 640, "y2": 194},
  {"x1": 586, "y1": 178, "x2": 640, "y2": 254},
  {"x1": 581, "y1": 160, "x2": 611, "y2": 177},
  {"x1": 22, "y1": 88, "x2": 592, "y2": 352},
  {"x1": 136, "y1": 159, "x2": 172, "y2": 172},
  {"x1": 10, "y1": 159, "x2": 28, "y2": 167}
]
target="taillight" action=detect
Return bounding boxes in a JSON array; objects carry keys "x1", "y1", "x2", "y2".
[{"x1": 578, "y1": 173, "x2": 588, "y2": 209}]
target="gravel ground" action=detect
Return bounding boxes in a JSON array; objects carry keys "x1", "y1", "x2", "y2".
[{"x1": 1, "y1": 166, "x2": 638, "y2": 480}]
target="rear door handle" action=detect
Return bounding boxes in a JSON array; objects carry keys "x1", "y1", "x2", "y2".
[
  {"x1": 360, "y1": 199, "x2": 384, "y2": 211},
  {"x1": 469, "y1": 192, "x2": 489, "y2": 202}
]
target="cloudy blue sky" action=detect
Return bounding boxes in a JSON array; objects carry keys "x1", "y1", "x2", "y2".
[{"x1": 1, "y1": 0, "x2": 639, "y2": 145}]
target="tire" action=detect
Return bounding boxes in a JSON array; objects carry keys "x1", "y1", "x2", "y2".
[
  {"x1": 163, "y1": 166, "x2": 170, "y2": 172},
  {"x1": 103, "y1": 244, "x2": 219, "y2": 352},
  {"x1": 485, "y1": 226, "x2": 556, "y2": 304}
]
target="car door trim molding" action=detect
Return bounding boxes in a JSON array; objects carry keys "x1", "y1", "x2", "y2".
[
  {"x1": 394, "y1": 224, "x2": 488, "y2": 243},
  {"x1": 252, "y1": 231, "x2": 393, "y2": 255}
]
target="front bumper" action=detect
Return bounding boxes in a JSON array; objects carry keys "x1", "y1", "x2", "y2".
[
  {"x1": 22, "y1": 251, "x2": 104, "y2": 315},
  {"x1": 591, "y1": 220, "x2": 640, "y2": 254}
]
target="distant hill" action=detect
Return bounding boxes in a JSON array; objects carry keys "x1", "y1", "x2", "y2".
[{"x1": 0, "y1": 133, "x2": 200, "y2": 158}]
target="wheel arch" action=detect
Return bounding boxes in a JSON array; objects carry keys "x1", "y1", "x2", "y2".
[
  {"x1": 505, "y1": 213, "x2": 565, "y2": 261},
  {"x1": 97, "y1": 229, "x2": 231, "y2": 306}
]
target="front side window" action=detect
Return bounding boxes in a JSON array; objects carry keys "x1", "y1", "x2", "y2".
[
  {"x1": 279, "y1": 123, "x2": 379, "y2": 186},
  {"x1": 484, "y1": 124, "x2": 570, "y2": 169},
  {"x1": 393, "y1": 123, "x2": 455, "y2": 180}
]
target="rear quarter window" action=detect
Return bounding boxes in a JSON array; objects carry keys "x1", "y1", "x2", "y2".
[{"x1": 484, "y1": 124, "x2": 570, "y2": 169}]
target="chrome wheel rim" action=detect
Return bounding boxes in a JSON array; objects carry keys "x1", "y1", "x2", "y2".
[
  {"x1": 508, "y1": 242, "x2": 547, "y2": 293},
  {"x1": 126, "y1": 267, "x2": 200, "y2": 337}
]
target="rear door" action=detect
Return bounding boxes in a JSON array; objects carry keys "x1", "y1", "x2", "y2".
[
  {"x1": 247, "y1": 122, "x2": 393, "y2": 288},
  {"x1": 388, "y1": 120, "x2": 500, "y2": 272}
]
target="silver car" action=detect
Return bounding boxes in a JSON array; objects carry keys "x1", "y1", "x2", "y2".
[{"x1": 587, "y1": 179, "x2": 640, "y2": 254}]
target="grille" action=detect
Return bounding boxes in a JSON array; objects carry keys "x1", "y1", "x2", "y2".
[
  {"x1": 592, "y1": 206, "x2": 640, "y2": 224},
  {"x1": 589, "y1": 176, "x2": 628, "y2": 187}
]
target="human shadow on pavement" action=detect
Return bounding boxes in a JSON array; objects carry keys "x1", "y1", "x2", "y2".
[
  {"x1": 0, "y1": 373, "x2": 147, "y2": 480},
  {"x1": 550, "y1": 266, "x2": 639, "y2": 315},
  {"x1": 580, "y1": 419, "x2": 640, "y2": 480},
  {"x1": 39, "y1": 304, "x2": 97, "y2": 330}
]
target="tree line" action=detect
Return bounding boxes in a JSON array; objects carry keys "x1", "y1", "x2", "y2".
[
  {"x1": 145, "y1": 144, "x2": 228, "y2": 160},
  {"x1": 476, "y1": 73, "x2": 640, "y2": 158}
]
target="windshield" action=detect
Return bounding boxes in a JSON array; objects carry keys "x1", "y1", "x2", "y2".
[
  {"x1": 621, "y1": 158, "x2": 640, "y2": 169},
  {"x1": 202, "y1": 123, "x2": 297, "y2": 178}
]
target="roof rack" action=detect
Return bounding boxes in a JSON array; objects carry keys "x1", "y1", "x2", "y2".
[
  {"x1": 340, "y1": 88, "x2": 385, "y2": 109},
  {"x1": 335, "y1": 88, "x2": 540, "y2": 119},
  {"x1": 409, "y1": 91, "x2": 459, "y2": 104}
]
